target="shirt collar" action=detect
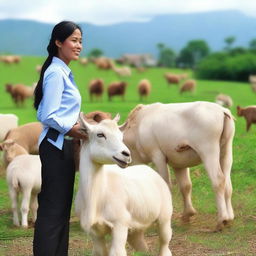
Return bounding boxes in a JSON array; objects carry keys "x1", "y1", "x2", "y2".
[{"x1": 52, "y1": 56, "x2": 72, "y2": 76}]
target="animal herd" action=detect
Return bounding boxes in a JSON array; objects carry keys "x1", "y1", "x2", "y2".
[
  {"x1": 4, "y1": 55, "x2": 253, "y2": 109},
  {"x1": 0, "y1": 95, "x2": 254, "y2": 255},
  {"x1": 1, "y1": 56, "x2": 256, "y2": 254}
]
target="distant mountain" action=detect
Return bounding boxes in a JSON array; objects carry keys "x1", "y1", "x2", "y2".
[{"x1": 1, "y1": 10, "x2": 256, "y2": 58}]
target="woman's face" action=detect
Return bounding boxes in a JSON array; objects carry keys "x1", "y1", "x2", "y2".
[{"x1": 56, "y1": 28, "x2": 83, "y2": 65}]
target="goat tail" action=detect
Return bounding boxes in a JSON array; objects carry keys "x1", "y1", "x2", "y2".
[
  {"x1": 11, "y1": 176, "x2": 19, "y2": 190},
  {"x1": 220, "y1": 108, "x2": 235, "y2": 148},
  {"x1": 223, "y1": 108, "x2": 236, "y2": 121},
  {"x1": 219, "y1": 108, "x2": 235, "y2": 175}
]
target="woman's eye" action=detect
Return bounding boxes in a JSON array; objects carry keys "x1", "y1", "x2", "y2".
[{"x1": 97, "y1": 133, "x2": 106, "y2": 139}]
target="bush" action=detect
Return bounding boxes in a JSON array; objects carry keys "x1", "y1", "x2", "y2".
[{"x1": 195, "y1": 52, "x2": 256, "y2": 81}]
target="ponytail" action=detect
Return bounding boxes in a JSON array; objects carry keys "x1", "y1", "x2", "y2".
[{"x1": 33, "y1": 21, "x2": 82, "y2": 110}]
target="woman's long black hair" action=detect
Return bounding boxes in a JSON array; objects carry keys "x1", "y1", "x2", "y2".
[{"x1": 34, "y1": 21, "x2": 82, "y2": 110}]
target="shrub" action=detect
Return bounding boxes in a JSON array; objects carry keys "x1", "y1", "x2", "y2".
[{"x1": 195, "y1": 52, "x2": 256, "y2": 81}]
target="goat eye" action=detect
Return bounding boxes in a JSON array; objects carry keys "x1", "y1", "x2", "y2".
[{"x1": 97, "y1": 133, "x2": 106, "y2": 139}]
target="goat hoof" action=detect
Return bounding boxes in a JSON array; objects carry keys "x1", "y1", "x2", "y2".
[
  {"x1": 215, "y1": 222, "x2": 225, "y2": 232},
  {"x1": 181, "y1": 209, "x2": 197, "y2": 223}
]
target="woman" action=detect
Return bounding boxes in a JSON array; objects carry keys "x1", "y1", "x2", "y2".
[{"x1": 33, "y1": 21, "x2": 86, "y2": 256}]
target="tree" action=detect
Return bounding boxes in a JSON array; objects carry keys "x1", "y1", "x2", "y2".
[
  {"x1": 249, "y1": 38, "x2": 256, "y2": 51},
  {"x1": 156, "y1": 43, "x2": 176, "y2": 67},
  {"x1": 177, "y1": 40, "x2": 210, "y2": 68},
  {"x1": 229, "y1": 47, "x2": 247, "y2": 56},
  {"x1": 224, "y1": 36, "x2": 236, "y2": 52},
  {"x1": 157, "y1": 43, "x2": 165, "y2": 51},
  {"x1": 88, "y1": 48, "x2": 104, "y2": 58}
]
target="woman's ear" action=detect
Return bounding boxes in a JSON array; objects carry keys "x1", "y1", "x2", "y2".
[{"x1": 55, "y1": 40, "x2": 62, "y2": 48}]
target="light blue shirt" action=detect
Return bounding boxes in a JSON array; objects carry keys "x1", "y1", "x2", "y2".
[{"x1": 37, "y1": 57, "x2": 81, "y2": 150}]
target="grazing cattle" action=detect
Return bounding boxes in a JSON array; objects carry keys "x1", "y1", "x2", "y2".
[
  {"x1": 137, "y1": 79, "x2": 151, "y2": 101},
  {"x1": 136, "y1": 67, "x2": 147, "y2": 73},
  {"x1": 75, "y1": 113, "x2": 172, "y2": 256},
  {"x1": 120, "y1": 101, "x2": 235, "y2": 231},
  {"x1": 88, "y1": 79, "x2": 104, "y2": 102},
  {"x1": 1, "y1": 55, "x2": 21, "y2": 64},
  {"x1": 180, "y1": 79, "x2": 196, "y2": 94},
  {"x1": 112, "y1": 66, "x2": 132, "y2": 77},
  {"x1": 94, "y1": 57, "x2": 113, "y2": 70},
  {"x1": 5, "y1": 83, "x2": 34, "y2": 106},
  {"x1": 215, "y1": 93, "x2": 233, "y2": 108},
  {"x1": 107, "y1": 81, "x2": 127, "y2": 101},
  {"x1": 164, "y1": 73, "x2": 180, "y2": 86},
  {"x1": 237, "y1": 105, "x2": 256, "y2": 131},
  {"x1": 79, "y1": 57, "x2": 88, "y2": 65}
]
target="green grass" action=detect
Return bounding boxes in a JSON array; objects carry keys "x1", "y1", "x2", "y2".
[{"x1": 0, "y1": 56, "x2": 256, "y2": 255}]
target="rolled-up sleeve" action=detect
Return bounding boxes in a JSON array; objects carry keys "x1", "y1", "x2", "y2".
[{"x1": 37, "y1": 70, "x2": 70, "y2": 134}]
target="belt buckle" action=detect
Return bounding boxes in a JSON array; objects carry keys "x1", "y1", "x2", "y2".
[{"x1": 64, "y1": 135, "x2": 73, "y2": 141}]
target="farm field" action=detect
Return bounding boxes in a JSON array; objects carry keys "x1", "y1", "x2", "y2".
[{"x1": 0, "y1": 56, "x2": 256, "y2": 256}]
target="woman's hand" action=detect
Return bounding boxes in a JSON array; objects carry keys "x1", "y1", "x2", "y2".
[{"x1": 66, "y1": 123, "x2": 88, "y2": 140}]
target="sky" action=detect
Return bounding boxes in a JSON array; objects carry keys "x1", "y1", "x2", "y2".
[{"x1": 1, "y1": 0, "x2": 256, "y2": 25}]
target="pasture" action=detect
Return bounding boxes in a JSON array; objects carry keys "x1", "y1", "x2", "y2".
[{"x1": 0, "y1": 56, "x2": 256, "y2": 256}]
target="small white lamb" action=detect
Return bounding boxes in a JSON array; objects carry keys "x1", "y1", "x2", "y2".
[{"x1": 1, "y1": 139, "x2": 41, "y2": 228}]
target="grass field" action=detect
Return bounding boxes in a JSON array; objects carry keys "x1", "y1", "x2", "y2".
[{"x1": 0, "y1": 56, "x2": 256, "y2": 256}]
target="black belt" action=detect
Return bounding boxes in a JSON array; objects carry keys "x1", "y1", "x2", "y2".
[
  {"x1": 46, "y1": 127, "x2": 73, "y2": 141},
  {"x1": 46, "y1": 128, "x2": 60, "y2": 142}
]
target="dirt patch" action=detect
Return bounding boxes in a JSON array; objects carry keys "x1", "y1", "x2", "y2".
[
  {"x1": 1, "y1": 215, "x2": 255, "y2": 255},
  {"x1": 0, "y1": 238, "x2": 33, "y2": 256},
  {"x1": 0, "y1": 233, "x2": 243, "y2": 256}
]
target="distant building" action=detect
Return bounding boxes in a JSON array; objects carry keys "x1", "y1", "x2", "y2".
[{"x1": 116, "y1": 54, "x2": 157, "y2": 67}]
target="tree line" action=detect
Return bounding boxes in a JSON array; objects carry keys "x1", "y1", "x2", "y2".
[
  {"x1": 86, "y1": 36, "x2": 256, "y2": 82},
  {"x1": 157, "y1": 36, "x2": 256, "y2": 82}
]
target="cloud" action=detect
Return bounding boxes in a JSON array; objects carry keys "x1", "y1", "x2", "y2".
[{"x1": 0, "y1": 0, "x2": 256, "y2": 24}]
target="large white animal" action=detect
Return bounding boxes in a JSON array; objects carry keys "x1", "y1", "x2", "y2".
[
  {"x1": 75, "y1": 113, "x2": 172, "y2": 256},
  {"x1": 0, "y1": 139, "x2": 41, "y2": 228},
  {"x1": 0, "y1": 113, "x2": 18, "y2": 141},
  {"x1": 120, "y1": 101, "x2": 235, "y2": 231}
]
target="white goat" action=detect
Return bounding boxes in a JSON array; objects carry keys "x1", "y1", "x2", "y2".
[
  {"x1": 1, "y1": 139, "x2": 41, "y2": 228},
  {"x1": 75, "y1": 113, "x2": 172, "y2": 256},
  {"x1": 120, "y1": 102, "x2": 235, "y2": 231},
  {"x1": 0, "y1": 113, "x2": 18, "y2": 141}
]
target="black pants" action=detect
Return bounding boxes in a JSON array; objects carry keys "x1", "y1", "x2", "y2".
[{"x1": 33, "y1": 138, "x2": 76, "y2": 256}]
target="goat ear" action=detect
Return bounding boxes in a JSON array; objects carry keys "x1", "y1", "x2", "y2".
[
  {"x1": 0, "y1": 139, "x2": 14, "y2": 151},
  {"x1": 4, "y1": 139, "x2": 15, "y2": 147},
  {"x1": 79, "y1": 112, "x2": 93, "y2": 135},
  {"x1": 113, "y1": 113, "x2": 120, "y2": 123},
  {"x1": 119, "y1": 121, "x2": 128, "y2": 132}
]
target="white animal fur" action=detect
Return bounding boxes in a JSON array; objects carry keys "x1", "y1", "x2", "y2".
[
  {"x1": 2, "y1": 140, "x2": 41, "y2": 228},
  {"x1": 120, "y1": 101, "x2": 235, "y2": 231},
  {"x1": 0, "y1": 113, "x2": 18, "y2": 141},
  {"x1": 75, "y1": 114, "x2": 172, "y2": 256}
]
